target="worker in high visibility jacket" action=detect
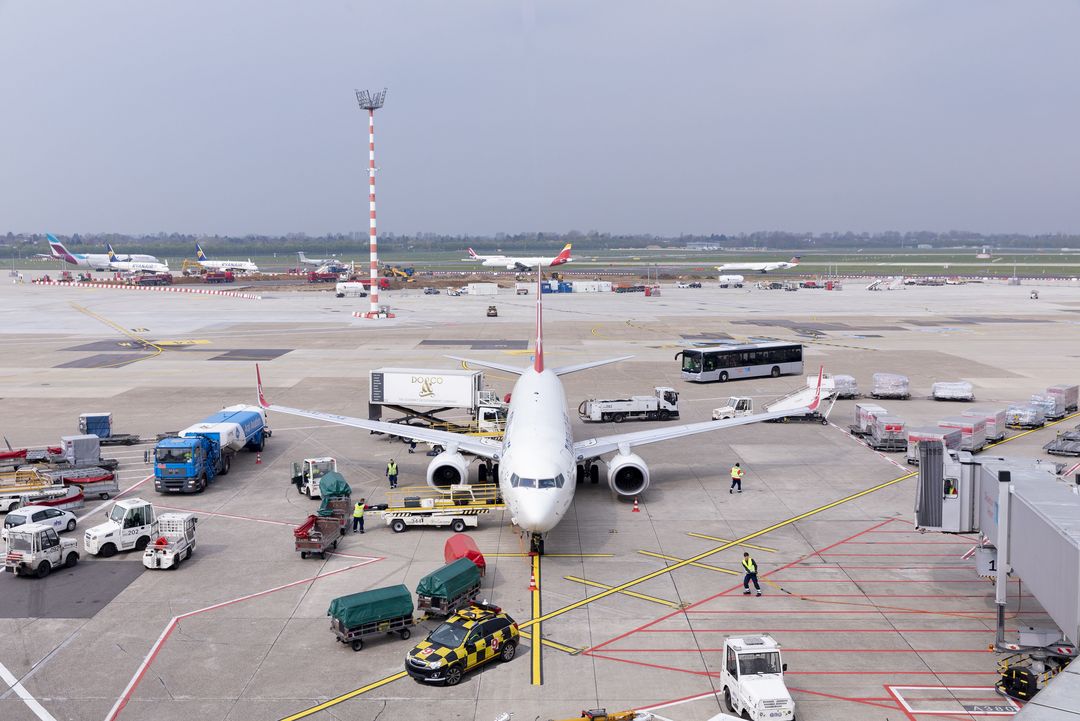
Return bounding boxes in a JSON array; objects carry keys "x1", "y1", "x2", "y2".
[
  {"x1": 386, "y1": 459, "x2": 398, "y2": 489},
  {"x1": 352, "y1": 498, "x2": 366, "y2": 534},
  {"x1": 742, "y1": 552, "x2": 761, "y2": 596},
  {"x1": 730, "y1": 462, "x2": 745, "y2": 494}
]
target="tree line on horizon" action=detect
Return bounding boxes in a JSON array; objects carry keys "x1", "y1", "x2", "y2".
[{"x1": 1, "y1": 229, "x2": 1078, "y2": 258}]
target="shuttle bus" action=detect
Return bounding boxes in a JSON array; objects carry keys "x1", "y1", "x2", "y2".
[{"x1": 677, "y1": 342, "x2": 803, "y2": 383}]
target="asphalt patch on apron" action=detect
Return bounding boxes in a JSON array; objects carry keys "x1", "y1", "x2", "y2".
[
  {"x1": 0, "y1": 559, "x2": 144, "y2": 618},
  {"x1": 681, "y1": 332, "x2": 734, "y2": 341},
  {"x1": 55, "y1": 353, "x2": 151, "y2": 369},
  {"x1": 208, "y1": 348, "x2": 292, "y2": 361},
  {"x1": 419, "y1": 339, "x2": 529, "y2": 350},
  {"x1": 60, "y1": 340, "x2": 156, "y2": 352}
]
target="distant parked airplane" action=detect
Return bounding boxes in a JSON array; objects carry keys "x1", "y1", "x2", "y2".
[
  {"x1": 297, "y1": 251, "x2": 338, "y2": 266},
  {"x1": 194, "y1": 243, "x2": 259, "y2": 273},
  {"x1": 106, "y1": 246, "x2": 171, "y2": 275},
  {"x1": 716, "y1": 256, "x2": 801, "y2": 274},
  {"x1": 464, "y1": 243, "x2": 573, "y2": 272},
  {"x1": 42, "y1": 235, "x2": 159, "y2": 269}
]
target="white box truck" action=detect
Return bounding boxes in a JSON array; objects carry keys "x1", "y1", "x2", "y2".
[
  {"x1": 370, "y1": 368, "x2": 489, "y2": 410},
  {"x1": 467, "y1": 283, "x2": 499, "y2": 296}
]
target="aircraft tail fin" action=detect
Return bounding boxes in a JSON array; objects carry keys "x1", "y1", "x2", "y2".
[
  {"x1": 467, "y1": 248, "x2": 478, "y2": 258},
  {"x1": 790, "y1": 256, "x2": 801, "y2": 265},
  {"x1": 534, "y1": 266, "x2": 544, "y2": 372},
  {"x1": 47, "y1": 234, "x2": 79, "y2": 264},
  {"x1": 551, "y1": 243, "x2": 573, "y2": 266},
  {"x1": 196, "y1": 242, "x2": 208, "y2": 261}
]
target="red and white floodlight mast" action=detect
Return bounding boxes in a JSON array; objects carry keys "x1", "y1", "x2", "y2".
[{"x1": 355, "y1": 88, "x2": 390, "y2": 319}]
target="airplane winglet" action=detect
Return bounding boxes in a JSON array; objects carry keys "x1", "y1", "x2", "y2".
[
  {"x1": 256, "y1": 363, "x2": 270, "y2": 409},
  {"x1": 806, "y1": 365, "x2": 824, "y2": 412}
]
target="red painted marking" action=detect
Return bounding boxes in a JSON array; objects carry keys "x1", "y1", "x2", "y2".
[
  {"x1": 155, "y1": 505, "x2": 295, "y2": 528},
  {"x1": 600, "y1": 648, "x2": 992, "y2": 654},
  {"x1": 640, "y1": 628, "x2": 1006, "y2": 634},
  {"x1": 788, "y1": 685, "x2": 903, "y2": 712},
  {"x1": 817, "y1": 553, "x2": 965, "y2": 557},
  {"x1": 585, "y1": 652, "x2": 714, "y2": 677},
  {"x1": 768, "y1": 578, "x2": 1014, "y2": 583}
]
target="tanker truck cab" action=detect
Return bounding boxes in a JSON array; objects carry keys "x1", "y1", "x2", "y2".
[
  {"x1": 84, "y1": 498, "x2": 158, "y2": 557},
  {"x1": 721, "y1": 635, "x2": 795, "y2": 720},
  {"x1": 154, "y1": 405, "x2": 269, "y2": 493}
]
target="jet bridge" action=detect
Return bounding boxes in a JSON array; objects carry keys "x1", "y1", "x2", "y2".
[{"x1": 914, "y1": 442, "x2": 1080, "y2": 707}]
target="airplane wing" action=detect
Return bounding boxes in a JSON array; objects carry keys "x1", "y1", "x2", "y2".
[
  {"x1": 574, "y1": 367, "x2": 824, "y2": 460},
  {"x1": 256, "y1": 366, "x2": 499, "y2": 459},
  {"x1": 445, "y1": 356, "x2": 525, "y2": 376}
]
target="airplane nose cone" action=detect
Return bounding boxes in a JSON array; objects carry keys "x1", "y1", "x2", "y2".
[{"x1": 512, "y1": 491, "x2": 559, "y2": 533}]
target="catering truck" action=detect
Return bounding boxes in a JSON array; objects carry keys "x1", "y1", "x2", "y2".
[
  {"x1": 367, "y1": 368, "x2": 505, "y2": 433},
  {"x1": 153, "y1": 405, "x2": 270, "y2": 493},
  {"x1": 719, "y1": 635, "x2": 795, "y2": 721}
]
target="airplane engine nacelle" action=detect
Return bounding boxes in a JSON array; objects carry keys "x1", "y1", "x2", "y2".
[
  {"x1": 427, "y1": 451, "x2": 469, "y2": 489},
  {"x1": 604, "y1": 453, "x2": 650, "y2": 497}
]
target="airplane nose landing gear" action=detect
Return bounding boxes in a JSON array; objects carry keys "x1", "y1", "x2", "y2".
[{"x1": 530, "y1": 533, "x2": 545, "y2": 556}]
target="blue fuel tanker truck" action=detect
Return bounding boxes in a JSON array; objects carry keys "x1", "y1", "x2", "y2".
[{"x1": 154, "y1": 405, "x2": 271, "y2": 493}]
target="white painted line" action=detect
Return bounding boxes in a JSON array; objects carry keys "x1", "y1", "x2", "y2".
[
  {"x1": 637, "y1": 689, "x2": 723, "y2": 712},
  {"x1": 76, "y1": 474, "x2": 152, "y2": 523},
  {"x1": 0, "y1": 629, "x2": 82, "y2": 700},
  {"x1": 887, "y1": 686, "x2": 1019, "y2": 716},
  {"x1": 0, "y1": 659, "x2": 58, "y2": 721}
]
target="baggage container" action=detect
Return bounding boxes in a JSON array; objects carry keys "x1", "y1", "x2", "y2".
[
  {"x1": 931, "y1": 381, "x2": 975, "y2": 402},
  {"x1": 962, "y1": 407, "x2": 1007, "y2": 442},
  {"x1": 466, "y1": 283, "x2": 498, "y2": 296},
  {"x1": 79, "y1": 413, "x2": 112, "y2": 438},
  {"x1": 444, "y1": 533, "x2": 486, "y2": 576},
  {"x1": 61, "y1": 434, "x2": 101, "y2": 467},
  {"x1": 328, "y1": 584, "x2": 414, "y2": 651},
  {"x1": 1047, "y1": 384, "x2": 1079, "y2": 413},
  {"x1": 871, "y1": 373, "x2": 910, "y2": 400},
  {"x1": 852, "y1": 403, "x2": 888, "y2": 436},
  {"x1": 416, "y1": 558, "x2": 482, "y2": 616},
  {"x1": 1029, "y1": 393, "x2": 1066, "y2": 421},
  {"x1": 937, "y1": 416, "x2": 987, "y2": 452},
  {"x1": 869, "y1": 416, "x2": 906, "y2": 451},
  {"x1": 1006, "y1": 404, "x2": 1045, "y2": 429},
  {"x1": 906, "y1": 427, "x2": 962, "y2": 465},
  {"x1": 806, "y1": 373, "x2": 859, "y2": 399}
]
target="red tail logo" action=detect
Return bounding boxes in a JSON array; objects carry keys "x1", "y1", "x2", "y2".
[
  {"x1": 551, "y1": 243, "x2": 572, "y2": 266},
  {"x1": 467, "y1": 248, "x2": 478, "y2": 258}
]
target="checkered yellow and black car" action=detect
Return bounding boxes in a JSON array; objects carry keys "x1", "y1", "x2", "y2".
[{"x1": 405, "y1": 603, "x2": 519, "y2": 685}]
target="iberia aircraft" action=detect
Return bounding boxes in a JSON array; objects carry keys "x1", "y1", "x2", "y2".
[
  {"x1": 465, "y1": 243, "x2": 573, "y2": 271},
  {"x1": 256, "y1": 273, "x2": 822, "y2": 554}
]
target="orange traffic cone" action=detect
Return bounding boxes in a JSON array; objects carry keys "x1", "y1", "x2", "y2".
[
  {"x1": 528, "y1": 569, "x2": 538, "y2": 592},
  {"x1": 256, "y1": 453, "x2": 262, "y2": 465},
  {"x1": 632, "y1": 497, "x2": 640, "y2": 513}
]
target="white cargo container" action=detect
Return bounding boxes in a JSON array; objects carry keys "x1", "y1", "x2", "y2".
[
  {"x1": 962, "y1": 408, "x2": 1007, "y2": 441},
  {"x1": 906, "y1": 427, "x2": 962, "y2": 464},
  {"x1": 571, "y1": 281, "x2": 600, "y2": 293},
  {"x1": 335, "y1": 281, "x2": 368, "y2": 298},
  {"x1": 852, "y1": 403, "x2": 888, "y2": 435},
  {"x1": 466, "y1": 283, "x2": 498, "y2": 296},
  {"x1": 369, "y1": 368, "x2": 487, "y2": 410},
  {"x1": 1047, "y1": 384, "x2": 1079, "y2": 413},
  {"x1": 938, "y1": 416, "x2": 987, "y2": 452},
  {"x1": 597, "y1": 281, "x2": 612, "y2": 292}
]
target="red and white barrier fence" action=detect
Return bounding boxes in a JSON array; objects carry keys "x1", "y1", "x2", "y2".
[{"x1": 31, "y1": 280, "x2": 261, "y2": 300}]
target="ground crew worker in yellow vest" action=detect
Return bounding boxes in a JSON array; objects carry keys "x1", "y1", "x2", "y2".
[
  {"x1": 386, "y1": 459, "x2": 398, "y2": 489},
  {"x1": 742, "y1": 552, "x2": 761, "y2": 596},
  {"x1": 730, "y1": 462, "x2": 745, "y2": 494},
  {"x1": 352, "y1": 498, "x2": 366, "y2": 534}
]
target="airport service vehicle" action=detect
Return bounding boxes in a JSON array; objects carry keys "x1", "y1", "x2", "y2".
[
  {"x1": 127, "y1": 272, "x2": 173, "y2": 286},
  {"x1": 367, "y1": 367, "x2": 505, "y2": 433},
  {"x1": 416, "y1": 558, "x2": 482, "y2": 616},
  {"x1": 335, "y1": 281, "x2": 367, "y2": 298},
  {"x1": 4, "y1": 524, "x2": 79, "y2": 578},
  {"x1": 194, "y1": 242, "x2": 259, "y2": 273},
  {"x1": 423, "y1": 287, "x2": 440, "y2": 295},
  {"x1": 556, "y1": 711, "x2": 656, "y2": 721},
  {"x1": 291, "y1": 457, "x2": 337, "y2": 498},
  {"x1": 38, "y1": 467, "x2": 119, "y2": 500},
  {"x1": 447, "y1": 288, "x2": 461, "y2": 297},
  {"x1": 678, "y1": 342, "x2": 804, "y2": 383},
  {"x1": 293, "y1": 514, "x2": 341, "y2": 558},
  {"x1": 578, "y1": 387, "x2": 680, "y2": 423},
  {"x1": 308, "y1": 270, "x2": 339, "y2": 283},
  {"x1": 142, "y1": 512, "x2": 197, "y2": 569},
  {"x1": 84, "y1": 498, "x2": 158, "y2": 556},
  {"x1": 153, "y1": 405, "x2": 269, "y2": 493},
  {"x1": 381, "y1": 484, "x2": 502, "y2": 534},
  {"x1": 487, "y1": 305, "x2": 498, "y2": 317},
  {"x1": 255, "y1": 273, "x2": 822, "y2": 556},
  {"x1": 405, "y1": 603, "x2": 518, "y2": 685},
  {"x1": 717, "y1": 256, "x2": 800, "y2": 274},
  {"x1": 2, "y1": 505, "x2": 77, "y2": 540},
  {"x1": 465, "y1": 243, "x2": 573, "y2": 271},
  {"x1": 720, "y1": 635, "x2": 795, "y2": 721},
  {"x1": 713, "y1": 385, "x2": 835, "y2": 424},
  {"x1": 329, "y1": 584, "x2": 415, "y2": 652},
  {"x1": 204, "y1": 270, "x2": 235, "y2": 284},
  {"x1": 717, "y1": 274, "x2": 744, "y2": 288}
]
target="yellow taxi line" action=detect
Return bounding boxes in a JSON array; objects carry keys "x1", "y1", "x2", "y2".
[
  {"x1": 530, "y1": 553, "x2": 542, "y2": 685},
  {"x1": 637, "y1": 550, "x2": 740, "y2": 576},
  {"x1": 686, "y1": 532, "x2": 778, "y2": 553},
  {"x1": 564, "y1": 575, "x2": 683, "y2": 608},
  {"x1": 486, "y1": 553, "x2": 613, "y2": 558},
  {"x1": 516, "y1": 629, "x2": 579, "y2": 655},
  {"x1": 278, "y1": 671, "x2": 407, "y2": 721},
  {"x1": 989, "y1": 410, "x2": 1080, "y2": 449}
]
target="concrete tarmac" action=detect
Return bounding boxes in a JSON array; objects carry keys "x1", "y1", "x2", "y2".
[{"x1": 0, "y1": 277, "x2": 1077, "y2": 721}]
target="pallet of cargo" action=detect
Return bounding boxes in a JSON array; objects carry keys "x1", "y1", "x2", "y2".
[{"x1": 1043, "y1": 429, "x2": 1080, "y2": 457}]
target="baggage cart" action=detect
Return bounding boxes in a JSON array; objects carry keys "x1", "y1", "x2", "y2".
[
  {"x1": 99, "y1": 434, "x2": 141, "y2": 447},
  {"x1": 1006, "y1": 404, "x2": 1045, "y2": 429},
  {"x1": 937, "y1": 416, "x2": 987, "y2": 452},
  {"x1": 906, "y1": 427, "x2": 962, "y2": 465},
  {"x1": 962, "y1": 408, "x2": 1007, "y2": 442},
  {"x1": 850, "y1": 403, "x2": 888, "y2": 437},
  {"x1": 328, "y1": 584, "x2": 415, "y2": 651},
  {"x1": 293, "y1": 515, "x2": 341, "y2": 559},
  {"x1": 1030, "y1": 393, "x2": 1066, "y2": 421},
  {"x1": 867, "y1": 416, "x2": 906, "y2": 452},
  {"x1": 1044, "y1": 428, "x2": 1080, "y2": 457},
  {"x1": 871, "y1": 373, "x2": 910, "y2": 400},
  {"x1": 416, "y1": 558, "x2": 482, "y2": 616},
  {"x1": 39, "y1": 467, "x2": 119, "y2": 500},
  {"x1": 1047, "y1": 384, "x2": 1079, "y2": 413},
  {"x1": 931, "y1": 381, "x2": 975, "y2": 402}
]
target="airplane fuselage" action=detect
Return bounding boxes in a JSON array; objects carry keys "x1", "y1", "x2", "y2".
[
  {"x1": 496, "y1": 367, "x2": 577, "y2": 537},
  {"x1": 199, "y1": 260, "x2": 258, "y2": 273},
  {"x1": 110, "y1": 260, "x2": 170, "y2": 274}
]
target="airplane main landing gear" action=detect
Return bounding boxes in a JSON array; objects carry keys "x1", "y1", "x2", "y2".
[{"x1": 530, "y1": 533, "x2": 545, "y2": 556}]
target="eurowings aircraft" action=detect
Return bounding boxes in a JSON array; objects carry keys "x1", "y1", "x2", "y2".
[
  {"x1": 717, "y1": 256, "x2": 801, "y2": 273},
  {"x1": 195, "y1": 243, "x2": 259, "y2": 273},
  {"x1": 106, "y1": 246, "x2": 171, "y2": 274},
  {"x1": 256, "y1": 274, "x2": 821, "y2": 554},
  {"x1": 465, "y1": 243, "x2": 573, "y2": 272},
  {"x1": 43, "y1": 235, "x2": 159, "y2": 269}
]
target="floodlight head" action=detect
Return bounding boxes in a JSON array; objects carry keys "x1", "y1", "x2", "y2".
[{"x1": 355, "y1": 88, "x2": 387, "y2": 111}]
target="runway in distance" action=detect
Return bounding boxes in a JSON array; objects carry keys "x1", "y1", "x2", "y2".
[
  {"x1": 717, "y1": 256, "x2": 800, "y2": 273},
  {"x1": 195, "y1": 242, "x2": 259, "y2": 273},
  {"x1": 42, "y1": 234, "x2": 160, "y2": 269},
  {"x1": 465, "y1": 243, "x2": 573, "y2": 271},
  {"x1": 255, "y1": 272, "x2": 822, "y2": 554}
]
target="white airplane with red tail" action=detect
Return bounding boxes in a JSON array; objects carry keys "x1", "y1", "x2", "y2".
[
  {"x1": 464, "y1": 243, "x2": 573, "y2": 272},
  {"x1": 256, "y1": 273, "x2": 823, "y2": 554}
]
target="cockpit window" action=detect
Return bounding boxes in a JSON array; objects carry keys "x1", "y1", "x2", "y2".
[{"x1": 510, "y1": 473, "x2": 564, "y2": 489}]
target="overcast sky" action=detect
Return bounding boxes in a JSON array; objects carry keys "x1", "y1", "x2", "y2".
[{"x1": 2, "y1": 1, "x2": 1079, "y2": 236}]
